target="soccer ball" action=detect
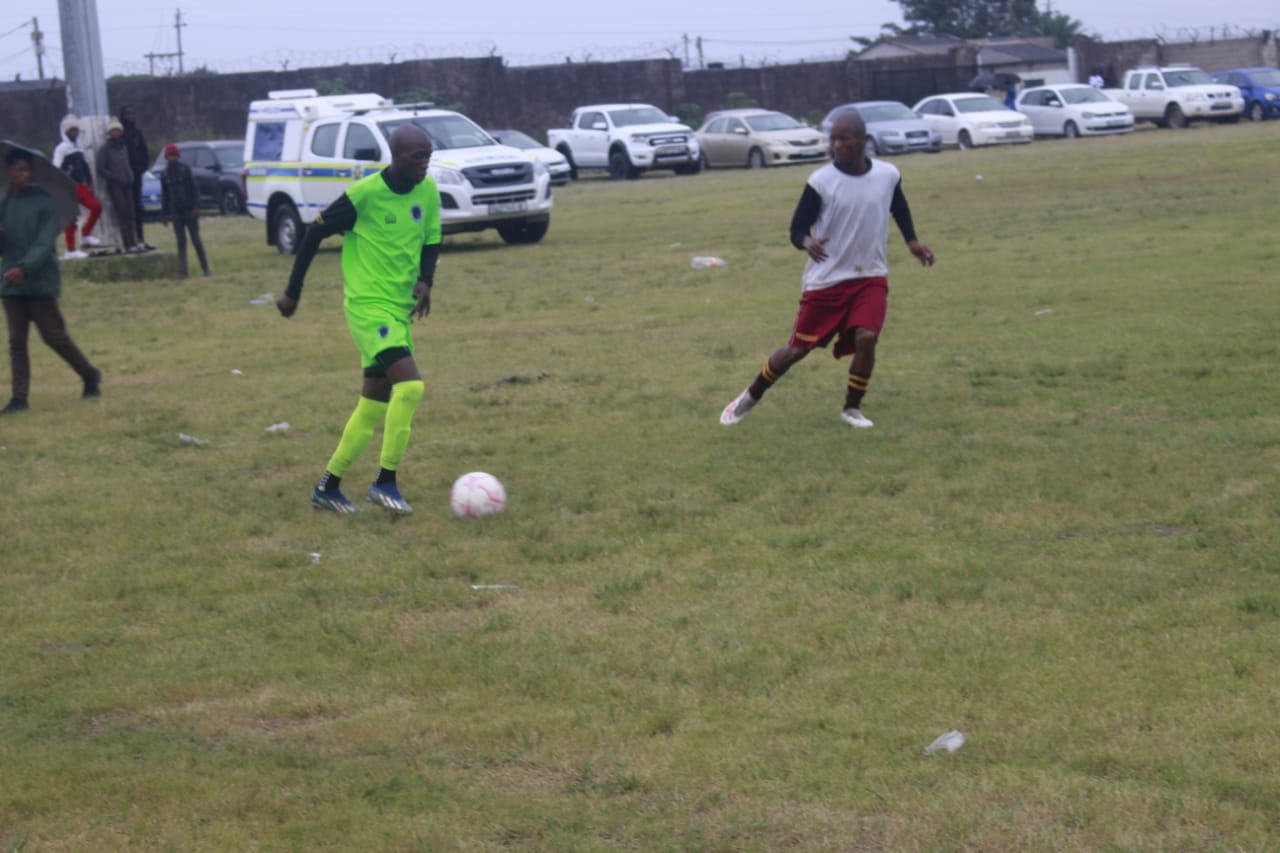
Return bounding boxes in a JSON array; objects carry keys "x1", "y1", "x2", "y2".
[{"x1": 449, "y1": 472, "x2": 506, "y2": 518}]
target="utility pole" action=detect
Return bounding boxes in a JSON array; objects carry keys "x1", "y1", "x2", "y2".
[
  {"x1": 683, "y1": 33, "x2": 689, "y2": 69},
  {"x1": 31, "y1": 17, "x2": 45, "y2": 79},
  {"x1": 174, "y1": 8, "x2": 185, "y2": 73}
]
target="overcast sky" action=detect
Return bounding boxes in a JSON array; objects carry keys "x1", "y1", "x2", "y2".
[{"x1": 2, "y1": 0, "x2": 1276, "y2": 82}]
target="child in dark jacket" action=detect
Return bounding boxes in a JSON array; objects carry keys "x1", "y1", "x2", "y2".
[{"x1": 159, "y1": 144, "x2": 211, "y2": 278}]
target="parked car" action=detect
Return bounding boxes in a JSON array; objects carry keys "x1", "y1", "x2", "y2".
[
  {"x1": 820, "y1": 101, "x2": 941, "y2": 156},
  {"x1": 695, "y1": 109, "x2": 827, "y2": 169},
  {"x1": 1210, "y1": 67, "x2": 1280, "y2": 122},
  {"x1": 146, "y1": 140, "x2": 247, "y2": 216},
  {"x1": 1015, "y1": 84, "x2": 1134, "y2": 137},
  {"x1": 911, "y1": 93, "x2": 1034, "y2": 149},
  {"x1": 140, "y1": 170, "x2": 164, "y2": 220},
  {"x1": 487, "y1": 129, "x2": 572, "y2": 185}
]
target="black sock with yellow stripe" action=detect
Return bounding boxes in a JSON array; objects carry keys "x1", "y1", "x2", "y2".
[
  {"x1": 845, "y1": 372, "x2": 870, "y2": 410},
  {"x1": 748, "y1": 359, "x2": 782, "y2": 401}
]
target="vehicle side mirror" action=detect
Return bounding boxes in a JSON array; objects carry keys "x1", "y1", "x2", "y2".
[
  {"x1": 733, "y1": 127, "x2": 748, "y2": 135},
  {"x1": 591, "y1": 121, "x2": 607, "y2": 131},
  {"x1": 1149, "y1": 83, "x2": 1164, "y2": 91},
  {"x1": 354, "y1": 147, "x2": 379, "y2": 161},
  {"x1": 1047, "y1": 100, "x2": 1061, "y2": 107},
  {"x1": 210, "y1": 162, "x2": 222, "y2": 172}
]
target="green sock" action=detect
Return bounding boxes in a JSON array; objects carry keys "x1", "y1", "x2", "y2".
[
  {"x1": 379, "y1": 380, "x2": 424, "y2": 472},
  {"x1": 325, "y1": 396, "x2": 389, "y2": 478}
]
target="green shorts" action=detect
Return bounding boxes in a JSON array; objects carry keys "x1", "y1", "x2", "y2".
[{"x1": 345, "y1": 302, "x2": 415, "y2": 369}]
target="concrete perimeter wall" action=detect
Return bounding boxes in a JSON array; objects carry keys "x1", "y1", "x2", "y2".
[{"x1": 2, "y1": 33, "x2": 1274, "y2": 155}]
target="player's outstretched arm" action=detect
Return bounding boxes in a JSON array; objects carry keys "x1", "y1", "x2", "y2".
[{"x1": 279, "y1": 194, "x2": 356, "y2": 318}]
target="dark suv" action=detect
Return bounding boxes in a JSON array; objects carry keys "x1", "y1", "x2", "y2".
[{"x1": 145, "y1": 140, "x2": 246, "y2": 216}]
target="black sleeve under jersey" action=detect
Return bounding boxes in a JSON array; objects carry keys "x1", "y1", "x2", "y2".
[
  {"x1": 890, "y1": 181, "x2": 919, "y2": 244},
  {"x1": 419, "y1": 241, "x2": 441, "y2": 287},
  {"x1": 789, "y1": 184, "x2": 822, "y2": 250},
  {"x1": 285, "y1": 193, "x2": 358, "y2": 300}
]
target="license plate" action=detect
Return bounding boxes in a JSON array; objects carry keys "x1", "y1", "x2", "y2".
[
  {"x1": 656, "y1": 145, "x2": 687, "y2": 156},
  {"x1": 487, "y1": 202, "x2": 527, "y2": 214},
  {"x1": 1107, "y1": 120, "x2": 1128, "y2": 127},
  {"x1": 1210, "y1": 103, "x2": 1231, "y2": 110}
]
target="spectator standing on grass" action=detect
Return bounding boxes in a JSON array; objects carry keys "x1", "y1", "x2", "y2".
[
  {"x1": 159, "y1": 144, "x2": 211, "y2": 279},
  {"x1": 51, "y1": 115, "x2": 102, "y2": 260},
  {"x1": 118, "y1": 105, "x2": 154, "y2": 250},
  {"x1": 0, "y1": 147, "x2": 102, "y2": 416},
  {"x1": 719, "y1": 109, "x2": 934, "y2": 430},
  {"x1": 277, "y1": 124, "x2": 440, "y2": 516},
  {"x1": 1089, "y1": 66, "x2": 1105, "y2": 88},
  {"x1": 95, "y1": 121, "x2": 142, "y2": 253}
]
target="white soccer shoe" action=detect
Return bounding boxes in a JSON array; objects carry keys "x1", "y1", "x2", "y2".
[
  {"x1": 840, "y1": 408, "x2": 874, "y2": 429},
  {"x1": 82, "y1": 235, "x2": 102, "y2": 247},
  {"x1": 63, "y1": 250, "x2": 88, "y2": 260},
  {"x1": 720, "y1": 389, "x2": 756, "y2": 425}
]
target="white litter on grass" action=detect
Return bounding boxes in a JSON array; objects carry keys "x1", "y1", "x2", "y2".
[
  {"x1": 470, "y1": 584, "x2": 519, "y2": 590},
  {"x1": 584, "y1": 295, "x2": 595, "y2": 303},
  {"x1": 691, "y1": 256, "x2": 726, "y2": 269},
  {"x1": 1034, "y1": 308, "x2": 1054, "y2": 316},
  {"x1": 178, "y1": 433, "x2": 209, "y2": 445},
  {"x1": 309, "y1": 552, "x2": 322, "y2": 565},
  {"x1": 248, "y1": 293, "x2": 274, "y2": 305},
  {"x1": 264, "y1": 422, "x2": 290, "y2": 433},
  {"x1": 230, "y1": 369, "x2": 244, "y2": 375},
  {"x1": 975, "y1": 175, "x2": 984, "y2": 181},
  {"x1": 924, "y1": 730, "x2": 966, "y2": 755},
  {"x1": 669, "y1": 242, "x2": 682, "y2": 248}
]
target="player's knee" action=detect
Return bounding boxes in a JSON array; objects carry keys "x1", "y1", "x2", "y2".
[
  {"x1": 392, "y1": 379, "x2": 425, "y2": 408},
  {"x1": 855, "y1": 328, "x2": 879, "y2": 348}
]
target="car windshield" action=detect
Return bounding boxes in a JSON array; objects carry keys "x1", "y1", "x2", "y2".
[
  {"x1": 858, "y1": 103, "x2": 919, "y2": 122},
  {"x1": 379, "y1": 115, "x2": 494, "y2": 150},
  {"x1": 1248, "y1": 69, "x2": 1280, "y2": 86},
  {"x1": 1163, "y1": 69, "x2": 1213, "y2": 87},
  {"x1": 609, "y1": 107, "x2": 669, "y2": 127},
  {"x1": 214, "y1": 145, "x2": 244, "y2": 168},
  {"x1": 490, "y1": 130, "x2": 539, "y2": 149},
  {"x1": 1061, "y1": 87, "x2": 1110, "y2": 104},
  {"x1": 954, "y1": 96, "x2": 1005, "y2": 113},
  {"x1": 745, "y1": 113, "x2": 803, "y2": 131}
]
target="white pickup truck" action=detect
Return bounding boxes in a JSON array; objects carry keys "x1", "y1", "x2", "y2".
[
  {"x1": 1104, "y1": 66, "x2": 1244, "y2": 128},
  {"x1": 243, "y1": 89, "x2": 553, "y2": 253},
  {"x1": 547, "y1": 103, "x2": 701, "y2": 180}
]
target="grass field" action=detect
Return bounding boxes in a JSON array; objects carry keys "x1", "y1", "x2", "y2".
[{"x1": 3, "y1": 122, "x2": 1279, "y2": 851}]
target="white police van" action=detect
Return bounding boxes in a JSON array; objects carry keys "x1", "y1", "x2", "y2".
[{"x1": 243, "y1": 89, "x2": 553, "y2": 253}]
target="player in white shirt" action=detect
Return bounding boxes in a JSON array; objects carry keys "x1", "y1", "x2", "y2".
[{"x1": 720, "y1": 108, "x2": 935, "y2": 429}]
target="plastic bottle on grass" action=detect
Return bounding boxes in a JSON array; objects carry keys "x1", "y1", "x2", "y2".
[{"x1": 691, "y1": 256, "x2": 726, "y2": 269}]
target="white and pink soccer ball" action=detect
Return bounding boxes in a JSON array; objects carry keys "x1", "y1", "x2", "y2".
[{"x1": 449, "y1": 472, "x2": 506, "y2": 518}]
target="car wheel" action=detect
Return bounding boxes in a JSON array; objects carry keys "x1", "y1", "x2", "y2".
[
  {"x1": 497, "y1": 218, "x2": 549, "y2": 245},
  {"x1": 556, "y1": 145, "x2": 579, "y2": 180},
  {"x1": 608, "y1": 148, "x2": 635, "y2": 180},
  {"x1": 1165, "y1": 104, "x2": 1187, "y2": 129},
  {"x1": 220, "y1": 186, "x2": 244, "y2": 215},
  {"x1": 957, "y1": 129, "x2": 974, "y2": 150},
  {"x1": 864, "y1": 138, "x2": 878, "y2": 159},
  {"x1": 1063, "y1": 121, "x2": 1080, "y2": 139},
  {"x1": 746, "y1": 148, "x2": 765, "y2": 169},
  {"x1": 273, "y1": 203, "x2": 302, "y2": 255},
  {"x1": 1248, "y1": 102, "x2": 1264, "y2": 122}
]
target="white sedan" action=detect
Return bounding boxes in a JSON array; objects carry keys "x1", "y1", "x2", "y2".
[
  {"x1": 911, "y1": 93, "x2": 1034, "y2": 149},
  {"x1": 487, "y1": 129, "x2": 573, "y2": 185},
  {"x1": 1016, "y1": 85, "x2": 1135, "y2": 138}
]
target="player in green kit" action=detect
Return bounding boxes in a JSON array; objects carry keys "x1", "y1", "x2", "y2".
[{"x1": 278, "y1": 124, "x2": 441, "y2": 515}]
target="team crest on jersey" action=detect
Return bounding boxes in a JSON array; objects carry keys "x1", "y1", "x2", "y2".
[
  {"x1": 411, "y1": 204, "x2": 423, "y2": 222},
  {"x1": 378, "y1": 325, "x2": 390, "y2": 339}
]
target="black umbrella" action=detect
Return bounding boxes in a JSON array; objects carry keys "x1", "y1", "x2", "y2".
[
  {"x1": 969, "y1": 70, "x2": 1022, "y2": 91},
  {"x1": 1, "y1": 139, "x2": 80, "y2": 231}
]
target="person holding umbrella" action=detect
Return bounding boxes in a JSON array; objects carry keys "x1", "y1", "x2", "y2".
[{"x1": 0, "y1": 145, "x2": 102, "y2": 415}]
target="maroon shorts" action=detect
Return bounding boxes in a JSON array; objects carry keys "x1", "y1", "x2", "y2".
[{"x1": 789, "y1": 277, "x2": 888, "y2": 358}]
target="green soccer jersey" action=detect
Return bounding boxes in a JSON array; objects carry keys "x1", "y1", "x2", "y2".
[{"x1": 341, "y1": 171, "x2": 442, "y2": 315}]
